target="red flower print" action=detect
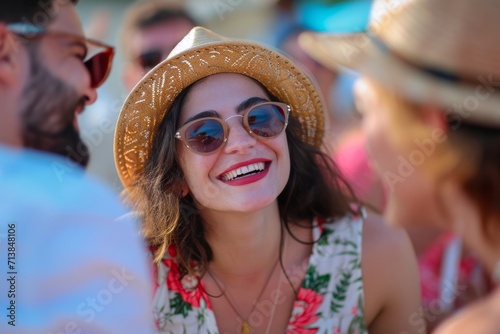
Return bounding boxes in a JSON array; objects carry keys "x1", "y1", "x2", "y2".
[
  {"x1": 163, "y1": 259, "x2": 209, "y2": 308},
  {"x1": 317, "y1": 217, "x2": 325, "y2": 234},
  {"x1": 168, "y1": 244, "x2": 177, "y2": 258},
  {"x1": 287, "y1": 288, "x2": 323, "y2": 333},
  {"x1": 351, "y1": 306, "x2": 358, "y2": 315}
]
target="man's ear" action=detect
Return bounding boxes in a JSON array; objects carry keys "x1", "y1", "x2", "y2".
[{"x1": 0, "y1": 24, "x2": 22, "y2": 86}]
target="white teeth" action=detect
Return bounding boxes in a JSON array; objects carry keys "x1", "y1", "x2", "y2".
[{"x1": 221, "y1": 162, "x2": 266, "y2": 181}]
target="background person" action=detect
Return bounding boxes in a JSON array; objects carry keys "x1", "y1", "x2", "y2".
[
  {"x1": 300, "y1": 0, "x2": 500, "y2": 332},
  {"x1": 75, "y1": 0, "x2": 198, "y2": 192},
  {"x1": 119, "y1": 0, "x2": 197, "y2": 92},
  {"x1": 0, "y1": 1, "x2": 154, "y2": 332},
  {"x1": 114, "y1": 26, "x2": 423, "y2": 333},
  {"x1": 279, "y1": 25, "x2": 386, "y2": 213}
]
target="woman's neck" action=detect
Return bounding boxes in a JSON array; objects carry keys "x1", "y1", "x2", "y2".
[{"x1": 201, "y1": 203, "x2": 283, "y2": 278}]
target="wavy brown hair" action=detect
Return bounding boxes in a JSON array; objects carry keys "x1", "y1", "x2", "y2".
[{"x1": 125, "y1": 78, "x2": 358, "y2": 277}]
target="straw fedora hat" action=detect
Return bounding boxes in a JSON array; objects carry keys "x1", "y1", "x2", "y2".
[
  {"x1": 114, "y1": 26, "x2": 324, "y2": 189},
  {"x1": 299, "y1": 0, "x2": 500, "y2": 127}
]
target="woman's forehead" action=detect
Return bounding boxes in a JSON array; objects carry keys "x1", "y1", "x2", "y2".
[
  {"x1": 180, "y1": 73, "x2": 270, "y2": 118},
  {"x1": 190, "y1": 73, "x2": 266, "y2": 94}
]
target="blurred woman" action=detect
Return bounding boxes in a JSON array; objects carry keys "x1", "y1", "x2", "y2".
[{"x1": 300, "y1": 0, "x2": 500, "y2": 332}]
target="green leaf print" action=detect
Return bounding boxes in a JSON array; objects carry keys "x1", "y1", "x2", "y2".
[
  {"x1": 330, "y1": 271, "x2": 352, "y2": 314},
  {"x1": 348, "y1": 257, "x2": 361, "y2": 268},
  {"x1": 303, "y1": 265, "x2": 331, "y2": 293},
  {"x1": 197, "y1": 310, "x2": 206, "y2": 331},
  {"x1": 348, "y1": 316, "x2": 366, "y2": 334},
  {"x1": 170, "y1": 293, "x2": 193, "y2": 318},
  {"x1": 347, "y1": 294, "x2": 366, "y2": 333},
  {"x1": 318, "y1": 228, "x2": 335, "y2": 246},
  {"x1": 336, "y1": 251, "x2": 359, "y2": 257},
  {"x1": 333, "y1": 238, "x2": 358, "y2": 249},
  {"x1": 352, "y1": 276, "x2": 363, "y2": 292},
  {"x1": 357, "y1": 294, "x2": 365, "y2": 318}
]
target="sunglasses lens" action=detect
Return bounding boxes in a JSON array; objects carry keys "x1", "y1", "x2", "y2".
[
  {"x1": 185, "y1": 119, "x2": 225, "y2": 153},
  {"x1": 247, "y1": 104, "x2": 287, "y2": 138},
  {"x1": 85, "y1": 51, "x2": 112, "y2": 88},
  {"x1": 137, "y1": 50, "x2": 163, "y2": 71}
]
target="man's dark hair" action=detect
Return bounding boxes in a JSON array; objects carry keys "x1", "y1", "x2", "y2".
[
  {"x1": 0, "y1": 0, "x2": 78, "y2": 25},
  {"x1": 120, "y1": 0, "x2": 197, "y2": 59},
  {"x1": 137, "y1": 8, "x2": 196, "y2": 29}
]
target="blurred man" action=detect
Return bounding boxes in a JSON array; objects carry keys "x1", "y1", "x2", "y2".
[
  {"x1": 120, "y1": 0, "x2": 197, "y2": 91},
  {"x1": 0, "y1": 1, "x2": 153, "y2": 332}
]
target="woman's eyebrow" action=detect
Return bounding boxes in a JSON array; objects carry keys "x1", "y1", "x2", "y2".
[
  {"x1": 182, "y1": 110, "x2": 220, "y2": 125},
  {"x1": 182, "y1": 96, "x2": 270, "y2": 125},
  {"x1": 236, "y1": 97, "x2": 270, "y2": 114}
]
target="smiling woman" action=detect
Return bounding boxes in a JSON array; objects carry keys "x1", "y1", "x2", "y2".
[{"x1": 114, "y1": 26, "x2": 423, "y2": 333}]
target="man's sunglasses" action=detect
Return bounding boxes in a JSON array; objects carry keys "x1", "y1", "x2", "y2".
[
  {"x1": 7, "y1": 23, "x2": 114, "y2": 88},
  {"x1": 136, "y1": 49, "x2": 168, "y2": 72},
  {"x1": 175, "y1": 102, "x2": 290, "y2": 155}
]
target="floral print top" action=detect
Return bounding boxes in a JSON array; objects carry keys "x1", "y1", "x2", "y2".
[{"x1": 152, "y1": 214, "x2": 366, "y2": 334}]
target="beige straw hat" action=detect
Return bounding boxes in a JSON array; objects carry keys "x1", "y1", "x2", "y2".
[
  {"x1": 299, "y1": 0, "x2": 500, "y2": 127},
  {"x1": 114, "y1": 26, "x2": 324, "y2": 189}
]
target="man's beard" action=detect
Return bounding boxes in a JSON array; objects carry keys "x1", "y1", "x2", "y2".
[{"x1": 20, "y1": 52, "x2": 90, "y2": 168}]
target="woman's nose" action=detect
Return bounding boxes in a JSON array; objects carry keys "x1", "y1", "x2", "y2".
[{"x1": 223, "y1": 115, "x2": 257, "y2": 154}]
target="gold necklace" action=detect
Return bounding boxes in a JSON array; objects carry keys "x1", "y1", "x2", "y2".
[
  {"x1": 264, "y1": 255, "x2": 284, "y2": 334},
  {"x1": 207, "y1": 257, "x2": 280, "y2": 334}
]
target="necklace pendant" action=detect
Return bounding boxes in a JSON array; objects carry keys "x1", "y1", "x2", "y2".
[{"x1": 241, "y1": 321, "x2": 250, "y2": 334}]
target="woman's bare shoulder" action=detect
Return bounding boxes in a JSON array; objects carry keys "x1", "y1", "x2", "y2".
[
  {"x1": 362, "y1": 209, "x2": 414, "y2": 254},
  {"x1": 361, "y1": 209, "x2": 425, "y2": 334},
  {"x1": 361, "y1": 209, "x2": 418, "y2": 288}
]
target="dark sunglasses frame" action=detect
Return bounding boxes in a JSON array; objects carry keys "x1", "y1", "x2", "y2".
[
  {"x1": 175, "y1": 102, "x2": 290, "y2": 155},
  {"x1": 136, "y1": 49, "x2": 167, "y2": 72},
  {"x1": 7, "y1": 23, "x2": 115, "y2": 88}
]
